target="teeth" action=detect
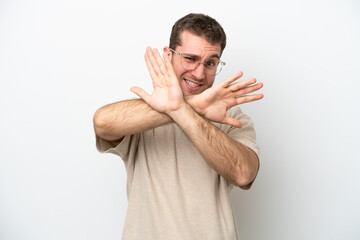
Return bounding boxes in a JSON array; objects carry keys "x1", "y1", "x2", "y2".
[{"x1": 185, "y1": 79, "x2": 200, "y2": 87}]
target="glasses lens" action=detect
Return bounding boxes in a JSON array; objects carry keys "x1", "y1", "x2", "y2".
[
  {"x1": 180, "y1": 55, "x2": 224, "y2": 76},
  {"x1": 207, "y1": 62, "x2": 223, "y2": 76},
  {"x1": 215, "y1": 63, "x2": 223, "y2": 75},
  {"x1": 180, "y1": 55, "x2": 197, "y2": 70}
]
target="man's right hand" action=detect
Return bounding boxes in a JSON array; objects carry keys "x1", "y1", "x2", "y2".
[
  {"x1": 130, "y1": 47, "x2": 185, "y2": 114},
  {"x1": 186, "y1": 72, "x2": 263, "y2": 128}
]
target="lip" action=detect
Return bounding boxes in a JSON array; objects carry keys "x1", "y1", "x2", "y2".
[{"x1": 184, "y1": 78, "x2": 203, "y2": 91}]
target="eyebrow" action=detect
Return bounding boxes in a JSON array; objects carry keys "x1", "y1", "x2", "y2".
[{"x1": 183, "y1": 52, "x2": 220, "y2": 60}]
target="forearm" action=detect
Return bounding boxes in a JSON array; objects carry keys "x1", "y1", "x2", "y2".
[
  {"x1": 93, "y1": 96, "x2": 218, "y2": 141},
  {"x1": 93, "y1": 98, "x2": 171, "y2": 141},
  {"x1": 169, "y1": 103, "x2": 259, "y2": 187}
]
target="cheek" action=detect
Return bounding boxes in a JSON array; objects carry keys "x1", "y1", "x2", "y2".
[
  {"x1": 171, "y1": 61, "x2": 184, "y2": 77},
  {"x1": 206, "y1": 76, "x2": 215, "y2": 86},
  {"x1": 175, "y1": 68, "x2": 188, "y2": 81}
]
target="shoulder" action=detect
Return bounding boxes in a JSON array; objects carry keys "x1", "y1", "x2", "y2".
[
  {"x1": 213, "y1": 107, "x2": 254, "y2": 132},
  {"x1": 227, "y1": 107, "x2": 249, "y2": 121}
]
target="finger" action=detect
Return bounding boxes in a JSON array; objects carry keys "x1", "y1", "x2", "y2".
[
  {"x1": 163, "y1": 51, "x2": 177, "y2": 79},
  {"x1": 144, "y1": 52, "x2": 158, "y2": 86},
  {"x1": 130, "y1": 86, "x2": 151, "y2": 103},
  {"x1": 146, "y1": 47, "x2": 162, "y2": 78},
  {"x1": 228, "y1": 78, "x2": 257, "y2": 92},
  {"x1": 220, "y1": 71, "x2": 243, "y2": 87},
  {"x1": 236, "y1": 93, "x2": 264, "y2": 105},
  {"x1": 233, "y1": 82, "x2": 263, "y2": 96},
  {"x1": 152, "y1": 48, "x2": 168, "y2": 78},
  {"x1": 222, "y1": 117, "x2": 242, "y2": 128}
]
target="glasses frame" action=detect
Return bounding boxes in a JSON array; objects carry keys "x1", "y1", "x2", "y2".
[{"x1": 169, "y1": 48, "x2": 226, "y2": 76}]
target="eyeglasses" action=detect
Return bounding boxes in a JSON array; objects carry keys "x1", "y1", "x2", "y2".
[{"x1": 169, "y1": 48, "x2": 225, "y2": 76}]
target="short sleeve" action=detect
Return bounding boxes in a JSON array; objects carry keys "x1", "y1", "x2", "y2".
[
  {"x1": 96, "y1": 134, "x2": 140, "y2": 161},
  {"x1": 226, "y1": 108, "x2": 259, "y2": 157}
]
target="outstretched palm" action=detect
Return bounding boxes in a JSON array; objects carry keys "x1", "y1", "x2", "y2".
[
  {"x1": 189, "y1": 72, "x2": 263, "y2": 128},
  {"x1": 131, "y1": 47, "x2": 185, "y2": 114}
]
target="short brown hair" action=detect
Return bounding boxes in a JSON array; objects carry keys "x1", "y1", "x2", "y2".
[{"x1": 169, "y1": 13, "x2": 227, "y2": 54}]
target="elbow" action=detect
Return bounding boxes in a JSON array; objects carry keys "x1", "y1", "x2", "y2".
[
  {"x1": 93, "y1": 108, "x2": 107, "y2": 138},
  {"x1": 234, "y1": 148, "x2": 259, "y2": 189},
  {"x1": 93, "y1": 108, "x2": 124, "y2": 141},
  {"x1": 234, "y1": 162, "x2": 259, "y2": 189},
  {"x1": 234, "y1": 173, "x2": 255, "y2": 190}
]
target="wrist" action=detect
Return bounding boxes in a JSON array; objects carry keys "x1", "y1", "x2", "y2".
[
  {"x1": 167, "y1": 102, "x2": 191, "y2": 121},
  {"x1": 184, "y1": 95, "x2": 203, "y2": 116}
]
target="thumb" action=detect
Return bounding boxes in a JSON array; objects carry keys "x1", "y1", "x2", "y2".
[
  {"x1": 222, "y1": 117, "x2": 242, "y2": 128},
  {"x1": 130, "y1": 86, "x2": 150, "y2": 103}
]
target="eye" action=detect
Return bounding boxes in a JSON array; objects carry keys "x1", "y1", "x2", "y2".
[
  {"x1": 205, "y1": 60, "x2": 217, "y2": 67},
  {"x1": 183, "y1": 56, "x2": 196, "y2": 63}
]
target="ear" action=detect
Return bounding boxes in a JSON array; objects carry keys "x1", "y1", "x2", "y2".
[{"x1": 163, "y1": 46, "x2": 172, "y2": 61}]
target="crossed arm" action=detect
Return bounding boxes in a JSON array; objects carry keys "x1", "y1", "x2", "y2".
[{"x1": 93, "y1": 47, "x2": 263, "y2": 188}]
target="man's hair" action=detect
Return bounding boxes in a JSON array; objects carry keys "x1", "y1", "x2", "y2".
[{"x1": 169, "y1": 13, "x2": 227, "y2": 54}]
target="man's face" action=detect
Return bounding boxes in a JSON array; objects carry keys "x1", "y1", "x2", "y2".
[{"x1": 170, "y1": 31, "x2": 222, "y2": 96}]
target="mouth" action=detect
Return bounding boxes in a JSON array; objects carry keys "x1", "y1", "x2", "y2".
[{"x1": 184, "y1": 78, "x2": 202, "y2": 90}]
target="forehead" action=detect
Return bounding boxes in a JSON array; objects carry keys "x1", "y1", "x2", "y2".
[{"x1": 177, "y1": 31, "x2": 221, "y2": 57}]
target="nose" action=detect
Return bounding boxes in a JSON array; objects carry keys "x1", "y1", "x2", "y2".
[{"x1": 190, "y1": 62, "x2": 206, "y2": 80}]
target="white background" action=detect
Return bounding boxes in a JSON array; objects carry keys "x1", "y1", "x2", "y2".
[{"x1": 1, "y1": 0, "x2": 359, "y2": 239}]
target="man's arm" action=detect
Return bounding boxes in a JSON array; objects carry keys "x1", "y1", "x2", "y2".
[
  {"x1": 169, "y1": 102, "x2": 259, "y2": 188},
  {"x1": 93, "y1": 98, "x2": 171, "y2": 141}
]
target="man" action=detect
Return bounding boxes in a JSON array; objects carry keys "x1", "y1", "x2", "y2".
[{"x1": 93, "y1": 13, "x2": 263, "y2": 240}]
